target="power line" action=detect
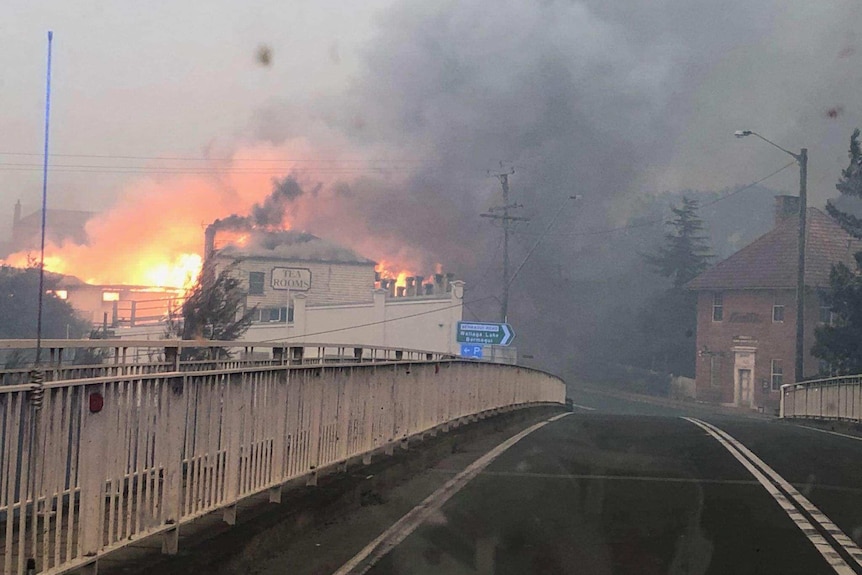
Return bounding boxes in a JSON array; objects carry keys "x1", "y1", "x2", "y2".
[
  {"x1": 0, "y1": 151, "x2": 425, "y2": 164},
  {"x1": 511, "y1": 160, "x2": 796, "y2": 238}
]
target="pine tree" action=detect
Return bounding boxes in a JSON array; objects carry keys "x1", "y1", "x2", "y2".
[
  {"x1": 812, "y1": 253, "x2": 862, "y2": 375},
  {"x1": 644, "y1": 197, "x2": 713, "y2": 288},
  {"x1": 639, "y1": 197, "x2": 713, "y2": 377},
  {"x1": 814, "y1": 129, "x2": 862, "y2": 374},
  {"x1": 171, "y1": 260, "x2": 256, "y2": 358},
  {"x1": 825, "y1": 128, "x2": 862, "y2": 237}
]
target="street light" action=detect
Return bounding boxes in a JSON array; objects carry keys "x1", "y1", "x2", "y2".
[{"x1": 735, "y1": 130, "x2": 808, "y2": 382}]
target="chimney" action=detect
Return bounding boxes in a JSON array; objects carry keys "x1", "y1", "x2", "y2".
[
  {"x1": 406, "y1": 277, "x2": 416, "y2": 297},
  {"x1": 774, "y1": 195, "x2": 800, "y2": 227},
  {"x1": 424, "y1": 283, "x2": 434, "y2": 295},
  {"x1": 434, "y1": 273, "x2": 444, "y2": 293},
  {"x1": 204, "y1": 223, "x2": 218, "y2": 260},
  {"x1": 13, "y1": 200, "x2": 21, "y2": 229}
]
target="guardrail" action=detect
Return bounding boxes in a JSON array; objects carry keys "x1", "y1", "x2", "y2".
[
  {"x1": 0, "y1": 357, "x2": 564, "y2": 575},
  {"x1": 0, "y1": 340, "x2": 455, "y2": 386},
  {"x1": 780, "y1": 375, "x2": 862, "y2": 421}
]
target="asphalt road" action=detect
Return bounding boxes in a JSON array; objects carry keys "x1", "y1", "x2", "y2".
[{"x1": 338, "y1": 391, "x2": 862, "y2": 575}]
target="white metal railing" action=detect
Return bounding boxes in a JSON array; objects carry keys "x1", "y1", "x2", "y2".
[
  {"x1": 780, "y1": 375, "x2": 862, "y2": 421},
  {"x1": 0, "y1": 340, "x2": 455, "y2": 386},
  {"x1": 0, "y1": 359, "x2": 564, "y2": 574}
]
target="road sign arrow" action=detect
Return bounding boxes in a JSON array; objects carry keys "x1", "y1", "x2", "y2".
[{"x1": 500, "y1": 323, "x2": 515, "y2": 346}]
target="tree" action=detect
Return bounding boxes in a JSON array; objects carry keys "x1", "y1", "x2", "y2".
[
  {"x1": 172, "y1": 259, "x2": 256, "y2": 347},
  {"x1": 644, "y1": 196, "x2": 713, "y2": 287},
  {"x1": 812, "y1": 253, "x2": 862, "y2": 375},
  {"x1": 814, "y1": 129, "x2": 862, "y2": 373},
  {"x1": 639, "y1": 197, "x2": 713, "y2": 377},
  {"x1": 0, "y1": 265, "x2": 88, "y2": 340},
  {"x1": 825, "y1": 128, "x2": 862, "y2": 236}
]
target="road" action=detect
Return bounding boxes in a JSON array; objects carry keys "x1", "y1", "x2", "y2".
[
  {"x1": 171, "y1": 388, "x2": 862, "y2": 575},
  {"x1": 339, "y1": 389, "x2": 862, "y2": 575}
]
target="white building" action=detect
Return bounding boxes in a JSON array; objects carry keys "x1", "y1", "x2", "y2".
[{"x1": 113, "y1": 229, "x2": 465, "y2": 355}]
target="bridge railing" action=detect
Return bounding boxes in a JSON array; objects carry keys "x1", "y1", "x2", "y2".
[
  {"x1": 0, "y1": 340, "x2": 455, "y2": 386},
  {"x1": 0, "y1": 358, "x2": 564, "y2": 575},
  {"x1": 780, "y1": 375, "x2": 862, "y2": 421}
]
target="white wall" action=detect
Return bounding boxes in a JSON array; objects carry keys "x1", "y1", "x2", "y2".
[
  {"x1": 212, "y1": 255, "x2": 377, "y2": 307},
  {"x1": 243, "y1": 281, "x2": 464, "y2": 354},
  {"x1": 114, "y1": 282, "x2": 465, "y2": 356}
]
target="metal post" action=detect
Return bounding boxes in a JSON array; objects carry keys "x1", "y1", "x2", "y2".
[
  {"x1": 796, "y1": 148, "x2": 808, "y2": 382},
  {"x1": 501, "y1": 173, "x2": 510, "y2": 323}
]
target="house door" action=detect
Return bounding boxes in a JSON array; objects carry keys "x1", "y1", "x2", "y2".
[{"x1": 737, "y1": 369, "x2": 752, "y2": 406}]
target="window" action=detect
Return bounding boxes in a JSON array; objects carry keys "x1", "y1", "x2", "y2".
[
  {"x1": 51, "y1": 289, "x2": 68, "y2": 300},
  {"x1": 771, "y1": 359, "x2": 783, "y2": 391},
  {"x1": 712, "y1": 292, "x2": 723, "y2": 322},
  {"x1": 772, "y1": 304, "x2": 785, "y2": 323},
  {"x1": 253, "y1": 306, "x2": 293, "y2": 323},
  {"x1": 102, "y1": 291, "x2": 120, "y2": 302},
  {"x1": 248, "y1": 271, "x2": 265, "y2": 295}
]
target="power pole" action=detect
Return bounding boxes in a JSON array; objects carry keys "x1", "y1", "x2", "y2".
[{"x1": 481, "y1": 167, "x2": 528, "y2": 322}]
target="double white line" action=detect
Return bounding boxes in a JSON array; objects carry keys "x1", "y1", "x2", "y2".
[{"x1": 685, "y1": 417, "x2": 862, "y2": 575}]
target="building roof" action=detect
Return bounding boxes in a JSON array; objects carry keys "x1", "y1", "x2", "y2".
[
  {"x1": 688, "y1": 208, "x2": 862, "y2": 290},
  {"x1": 215, "y1": 230, "x2": 376, "y2": 265}
]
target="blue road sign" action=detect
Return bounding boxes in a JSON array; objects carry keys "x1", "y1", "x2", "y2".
[
  {"x1": 456, "y1": 321, "x2": 515, "y2": 346},
  {"x1": 460, "y1": 344, "x2": 484, "y2": 359}
]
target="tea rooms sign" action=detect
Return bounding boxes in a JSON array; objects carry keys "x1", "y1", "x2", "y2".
[{"x1": 271, "y1": 267, "x2": 311, "y2": 291}]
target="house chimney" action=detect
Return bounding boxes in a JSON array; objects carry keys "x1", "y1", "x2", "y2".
[
  {"x1": 434, "y1": 273, "x2": 444, "y2": 293},
  {"x1": 13, "y1": 200, "x2": 21, "y2": 229},
  {"x1": 774, "y1": 195, "x2": 800, "y2": 227},
  {"x1": 204, "y1": 224, "x2": 218, "y2": 260},
  {"x1": 406, "y1": 277, "x2": 415, "y2": 296}
]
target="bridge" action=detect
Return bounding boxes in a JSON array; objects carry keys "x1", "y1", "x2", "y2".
[
  {"x1": 5, "y1": 341, "x2": 862, "y2": 575},
  {"x1": 0, "y1": 340, "x2": 564, "y2": 575}
]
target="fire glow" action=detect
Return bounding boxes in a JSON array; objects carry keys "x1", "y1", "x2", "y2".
[{"x1": 1, "y1": 142, "x2": 428, "y2": 291}]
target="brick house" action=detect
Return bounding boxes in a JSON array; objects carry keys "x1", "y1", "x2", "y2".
[{"x1": 687, "y1": 196, "x2": 862, "y2": 411}]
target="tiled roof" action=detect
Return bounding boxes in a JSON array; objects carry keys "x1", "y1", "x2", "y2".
[{"x1": 688, "y1": 208, "x2": 862, "y2": 290}]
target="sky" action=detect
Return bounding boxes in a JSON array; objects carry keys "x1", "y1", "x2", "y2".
[{"x1": 2, "y1": 0, "x2": 862, "y2": 278}]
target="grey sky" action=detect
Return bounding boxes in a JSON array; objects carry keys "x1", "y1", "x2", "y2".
[
  {"x1": 1, "y1": 0, "x2": 861, "y2": 248},
  {"x1": 1, "y1": 0, "x2": 392, "y2": 225}
]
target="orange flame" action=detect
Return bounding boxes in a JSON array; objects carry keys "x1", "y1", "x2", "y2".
[{"x1": 1, "y1": 142, "x2": 427, "y2": 291}]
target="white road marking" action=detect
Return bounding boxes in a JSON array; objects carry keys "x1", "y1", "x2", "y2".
[
  {"x1": 685, "y1": 417, "x2": 862, "y2": 574},
  {"x1": 331, "y1": 412, "x2": 572, "y2": 575},
  {"x1": 795, "y1": 424, "x2": 862, "y2": 443},
  {"x1": 569, "y1": 403, "x2": 596, "y2": 411}
]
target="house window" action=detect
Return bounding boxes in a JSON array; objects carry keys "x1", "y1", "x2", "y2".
[
  {"x1": 51, "y1": 289, "x2": 68, "y2": 300},
  {"x1": 102, "y1": 291, "x2": 120, "y2": 302},
  {"x1": 772, "y1": 304, "x2": 785, "y2": 323},
  {"x1": 248, "y1": 272, "x2": 265, "y2": 295},
  {"x1": 712, "y1": 292, "x2": 723, "y2": 322},
  {"x1": 253, "y1": 306, "x2": 293, "y2": 323},
  {"x1": 771, "y1": 359, "x2": 783, "y2": 390}
]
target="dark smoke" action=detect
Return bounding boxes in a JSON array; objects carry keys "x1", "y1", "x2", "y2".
[
  {"x1": 250, "y1": 176, "x2": 306, "y2": 227},
  {"x1": 212, "y1": 175, "x2": 314, "y2": 232},
  {"x1": 245, "y1": 0, "x2": 862, "y2": 377}
]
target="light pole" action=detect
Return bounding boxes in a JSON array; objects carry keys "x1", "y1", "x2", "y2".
[{"x1": 735, "y1": 130, "x2": 808, "y2": 382}]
